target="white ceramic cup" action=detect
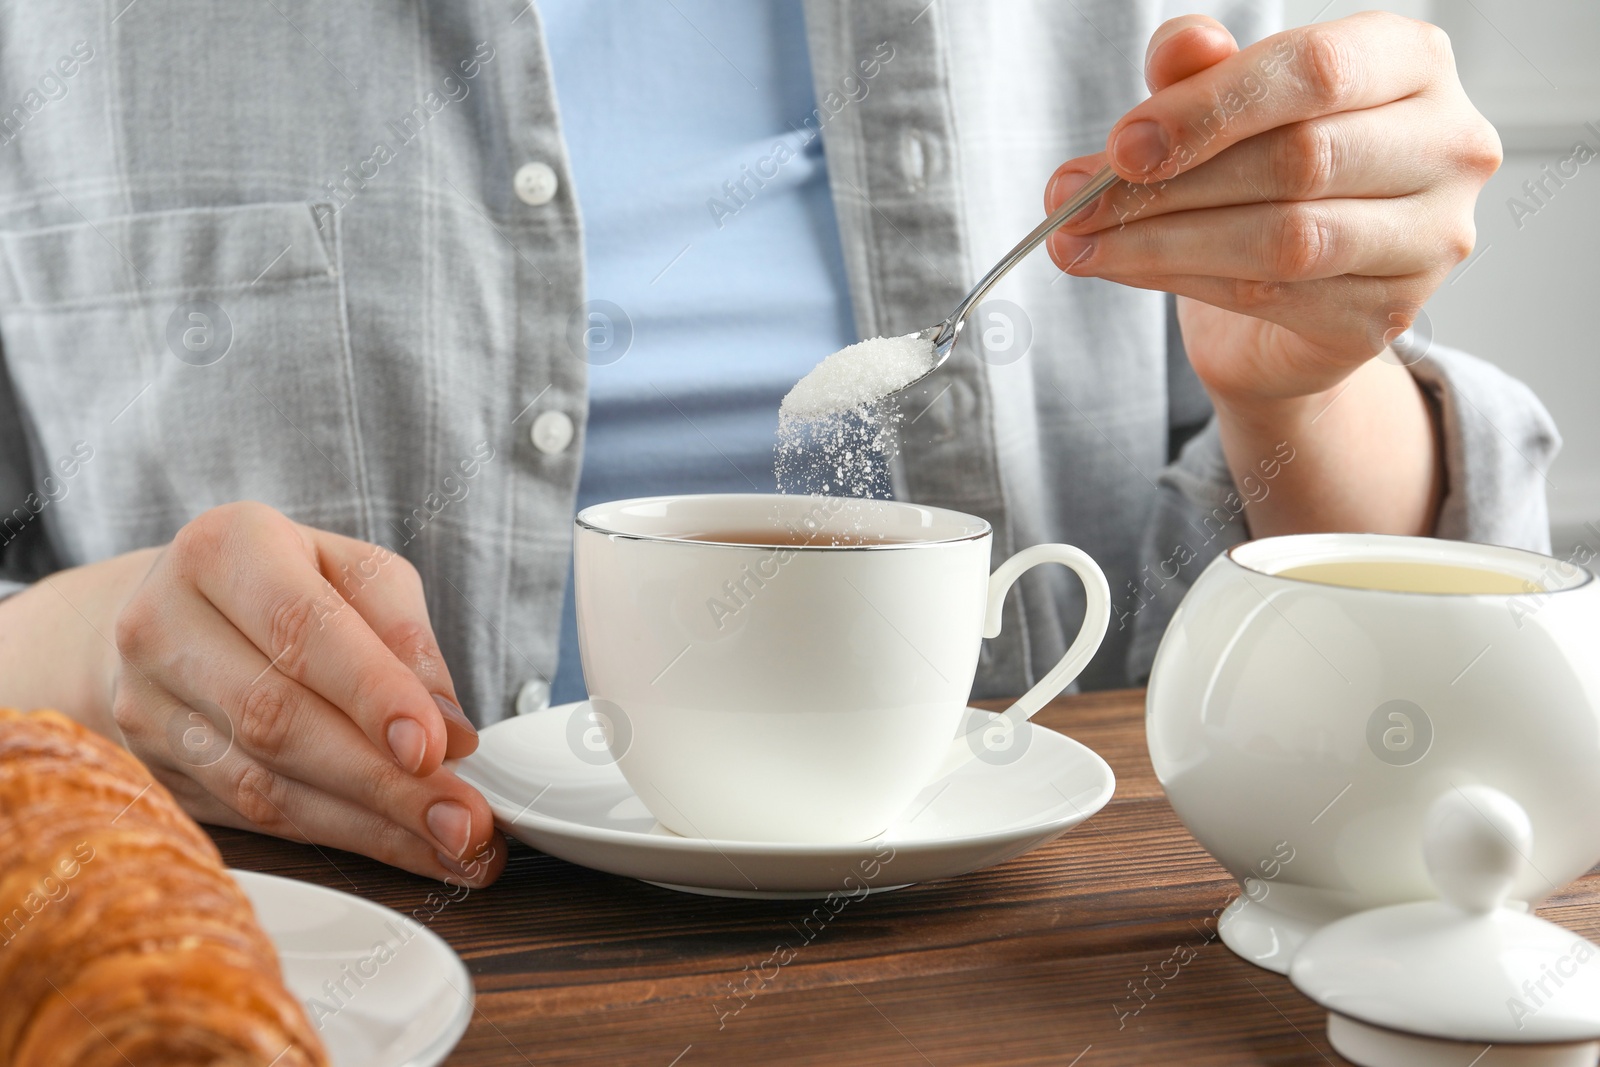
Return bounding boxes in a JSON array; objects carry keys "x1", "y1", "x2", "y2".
[{"x1": 573, "y1": 494, "x2": 1111, "y2": 843}]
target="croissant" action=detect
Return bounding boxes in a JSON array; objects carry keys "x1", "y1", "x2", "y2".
[{"x1": 0, "y1": 708, "x2": 329, "y2": 1067}]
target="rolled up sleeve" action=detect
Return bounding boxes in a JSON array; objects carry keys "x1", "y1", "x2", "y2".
[
  {"x1": 1126, "y1": 342, "x2": 1561, "y2": 683},
  {"x1": 1406, "y1": 342, "x2": 1560, "y2": 552}
]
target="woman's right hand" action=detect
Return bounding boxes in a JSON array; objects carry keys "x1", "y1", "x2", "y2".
[{"x1": 96, "y1": 501, "x2": 504, "y2": 885}]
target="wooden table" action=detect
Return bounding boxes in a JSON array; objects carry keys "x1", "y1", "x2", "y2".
[{"x1": 214, "y1": 688, "x2": 1600, "y2": 1066}]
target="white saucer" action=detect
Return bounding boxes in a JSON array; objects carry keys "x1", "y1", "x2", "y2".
[
  {"x1": 453, "y1": 703, "x2": 1116, "y2": 898},
  {"x1": 232, "y1": 869, "x2": 473, "y2": 1067}
]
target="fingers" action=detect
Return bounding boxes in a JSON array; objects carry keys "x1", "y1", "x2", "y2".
[
  {"x1": 154, "y1": 749, "x2": 505, "y2": 886},
  {"x1": 1143, "y1": 14, "x2": 1237, "y2": 93},
  {"x1": 122, "y1": 577, "x2": 499, "y2": 868},
  {"x1": 116, "y1": 678, "x2": 434, "y2": 870},
  {"x1": 1050, "y1": 98, "x2": 1452, "y2": 233},
  {"x1": 173, "y1": 502, "x2": 450, "y2": 777},
  {"x1": 1047, "y1": 195, "x2": 1461, "y2": 283},
  {"x1": 113, "y1": 502, "x2": 504, "y2": 888},
  {"x1": 1106, "y1": 12, "x2": 1450, "y2": 182},
  {"x1": 310, "y1": 528, "x2": 478, "y2": 759}
]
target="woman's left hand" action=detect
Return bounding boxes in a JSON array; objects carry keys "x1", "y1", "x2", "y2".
[{"x1": 1044, "y1": 11, "x2": 1501, "y2": 409}]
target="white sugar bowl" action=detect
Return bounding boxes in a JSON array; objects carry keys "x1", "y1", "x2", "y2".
[{"x1": 1146, "y1": 533, "x2": 1600, "y2": 973}]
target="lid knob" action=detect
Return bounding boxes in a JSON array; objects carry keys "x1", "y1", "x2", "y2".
[
  {"x1": 1421, "y1": 785, "x2": 1532, "y2": 914},
  {"x1": 1291, "y1": 784, "x2": 1600, "y2": 1051}
]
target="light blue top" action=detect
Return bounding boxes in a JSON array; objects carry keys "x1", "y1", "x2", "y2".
[{"x1": 541, "y1": 0, "x2": 858, "y2": 702}]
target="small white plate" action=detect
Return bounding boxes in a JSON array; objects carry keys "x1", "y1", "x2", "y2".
[
  {"x1": 454, "y1": 703, "x2": 1116, "y2": 898},
  {"x1": 232, "y1": 869, "x2": 473, "y2": 1067}
]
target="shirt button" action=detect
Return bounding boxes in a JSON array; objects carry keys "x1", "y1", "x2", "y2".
[
  {"x1": 514, "y1": 162, "x2": 559, "y2": 206},
  {"x1": 530, "y1": 410, "x2": 575, "y2": 454},
  {"x1": 515, "y1": 678, "x2": 551, "y2": 716}
]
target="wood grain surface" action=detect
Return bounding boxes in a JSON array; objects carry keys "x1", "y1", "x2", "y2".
[{"x1": 212, "y1": 688, "x2": 1600, "y2": 1066}]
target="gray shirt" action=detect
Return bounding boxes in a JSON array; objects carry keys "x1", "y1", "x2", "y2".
[{"x1": 0, "y1": 1, "x2": 1559, "y2": 724}]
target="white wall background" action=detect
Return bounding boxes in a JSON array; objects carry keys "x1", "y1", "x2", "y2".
[{"x1": 1281, "y1": 0, "x2": 1600, "y2": 553}]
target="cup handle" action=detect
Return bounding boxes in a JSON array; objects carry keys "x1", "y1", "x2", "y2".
[
  {"x1": 986, "y1": 543, "x2": 1111, "y2": 726},
  {"x1": 930, "y1": 544, "x2": 1110, "y2": 780}
]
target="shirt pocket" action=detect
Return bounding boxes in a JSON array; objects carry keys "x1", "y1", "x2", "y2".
[{"x1": 0, "y1": 200, "x2": 371, "y2": 564}]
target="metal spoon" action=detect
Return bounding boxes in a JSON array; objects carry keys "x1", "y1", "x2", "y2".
[{"x1": 899, "y1": 164, "x2": 1121, "y2": 394}]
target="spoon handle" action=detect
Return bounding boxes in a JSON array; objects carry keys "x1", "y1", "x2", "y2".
[{"x1": 941, "y1": 164, "x2": 1120, "y2": 344}]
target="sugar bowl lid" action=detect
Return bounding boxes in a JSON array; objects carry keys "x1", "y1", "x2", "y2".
[{"x1": 1290, "y1": 785, "x2": 1600, "y2": 1048}]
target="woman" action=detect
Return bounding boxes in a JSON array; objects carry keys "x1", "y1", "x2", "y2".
[{"x1": 0, "y1": 1, "x2": 1550, "y2": 885}]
